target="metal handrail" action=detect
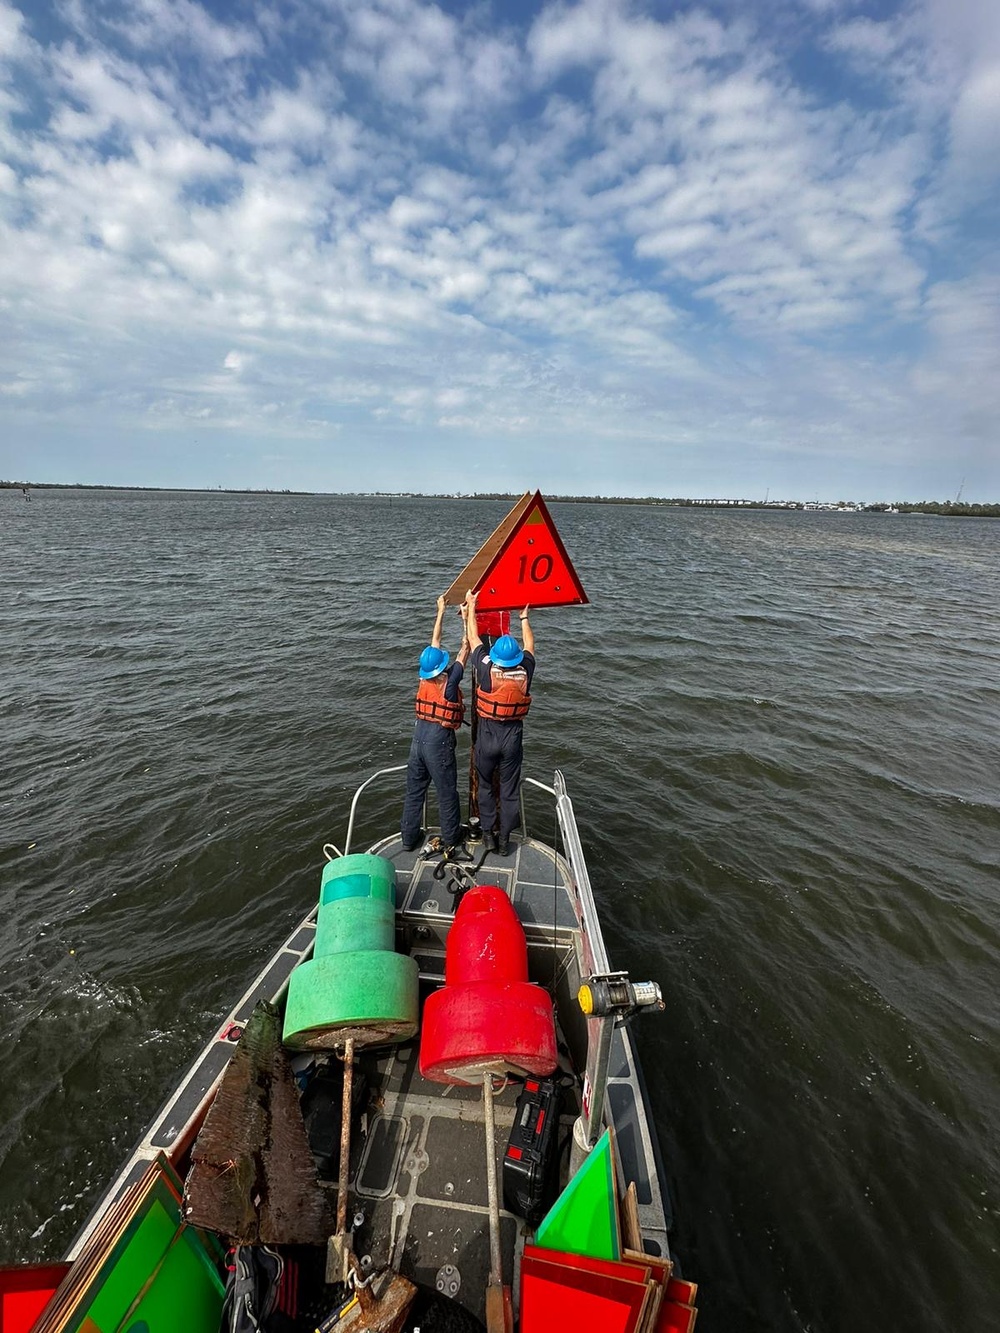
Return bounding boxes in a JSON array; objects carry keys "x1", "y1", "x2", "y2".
[
  {"x1": 553, "y1": 769, "x2": 609, "y2": 973},
  {"x1": 343, "y1": 764, "x2": 408, "y2": 854},
  {"x1": 524, "y1": 771, "x2": 617, "y2": 1153},
  {"x1": 522, "y1": 771, "x2": 608, "y2": 972}
]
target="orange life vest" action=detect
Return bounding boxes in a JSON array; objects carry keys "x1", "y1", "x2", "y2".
[
  {"x1": 415, "y1": 674, "x2": 465, "y2": 729},
  {"x1": 475, "y1": 663, "x2": 532, "y2": 721}
]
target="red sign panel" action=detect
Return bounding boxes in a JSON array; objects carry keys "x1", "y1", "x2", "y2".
[{"x1": 446, "y1": 492, "x2": 588, "y2": 612}]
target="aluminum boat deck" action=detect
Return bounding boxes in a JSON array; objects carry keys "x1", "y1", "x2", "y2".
[
  {"x1": 68, "y1": 772, "x2": 672, "y2": 1330},
  {"x1": 333, "y1": 826, "x2": 670, "y2": 1325}
]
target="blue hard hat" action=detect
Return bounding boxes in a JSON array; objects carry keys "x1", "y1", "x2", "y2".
[
  {"x1": 489, "y1": 634, "x2": 524, "y2": 669},
  {"x1": 419, "y1": 645, "x2": 450, "y2": 679}
]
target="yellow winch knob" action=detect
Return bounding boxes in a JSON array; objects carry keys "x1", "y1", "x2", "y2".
[{"x1": 578, "y1": 984, "x2": 594, "y2": 1015}]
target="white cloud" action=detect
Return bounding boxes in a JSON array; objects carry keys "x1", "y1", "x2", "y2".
[
  {"x1": 0, "y1": 0, "x2": 997, "y2": 497},
  {"x1": 0, "y1": 0, "x2": 26, "y2": 57},
  {"x1": 107, "y1": 0, "x2": 263, "y2": 62},
  {"x1": 339, "y1": 0, "x2": 520, "y2": 133},
  {"x1": 915, "y1": 275, "x2": 1000, "y2": 432},
  {"x1": 826, "y1": 0, "x2": 1000, "y2": 237},
  {"x1": 387, "y1": 195, "x2": 442, "y2": 230},
  {"x1": 521, "y1": 1, "x2": 932, "y2": 333},
  {"x1": 48, "y1": 47, "x2": 174, "y2": 140},
  {"x1": 948, "y1": 60, "x2": 1000, "y2": 184},
  {"x1": 826, "y1": 15, "x2": 907, "y2": 62},
  {"x1": 255, "y1": 79, "x2": 339, "y2": 147}
]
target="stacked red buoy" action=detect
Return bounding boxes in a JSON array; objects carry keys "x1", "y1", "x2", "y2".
[{"x1": 419, "y1": 885, "x2": 557, "y2": 1084}]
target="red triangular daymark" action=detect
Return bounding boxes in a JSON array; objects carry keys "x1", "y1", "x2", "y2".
[{"x1": 444, "y1": 492, "x2": 588, "y2": 611}]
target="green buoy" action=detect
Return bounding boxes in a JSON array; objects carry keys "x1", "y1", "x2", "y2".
[{"x1": 283, "y1": 853, "x2": 418, "y2": 1050}]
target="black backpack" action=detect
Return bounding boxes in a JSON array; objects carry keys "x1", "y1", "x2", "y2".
[{"x1": 220, "y1": 1246, "x2": 291, "y2": 1333}]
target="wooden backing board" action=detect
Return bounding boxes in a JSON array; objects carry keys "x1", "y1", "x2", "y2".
[
  {"x1": 443, "y1": 493, "x2": 534, "y2": 604},
  {"x1": 621, "y1": 1180, "x2": 643, "y2": 1253}
]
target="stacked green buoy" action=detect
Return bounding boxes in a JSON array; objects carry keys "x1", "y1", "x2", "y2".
[{"x1": 283, "y1": 853, "x2": 418, "y2": 1050}]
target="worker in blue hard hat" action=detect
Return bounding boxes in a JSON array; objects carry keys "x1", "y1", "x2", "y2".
[
  {"x1": 464, "y1": 589, "x2": 535, "y2": 856},
  {"x1": 400, "y1": 594, "x2": 470, "y2": 852}
]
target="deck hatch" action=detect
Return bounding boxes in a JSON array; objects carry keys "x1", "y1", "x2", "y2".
[
  {"x1": 415, "y1": 1116, "x2": 509, "y2": 1208},
  {"x1": 514, "y1": 881, "x2": 579, "y2": 928},
  {"x1": 356, "y1": 1114, "x2": 408, "y2": 1198},
  {"x1": 515, "y1": 842, "x2": 564, "y2": 884},
  {"x1": 404, "y1": 863, "x2": 515, "y2": 914}
]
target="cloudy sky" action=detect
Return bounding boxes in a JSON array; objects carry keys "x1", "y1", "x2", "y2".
[{"x1": 1, "y1": 0, "x2": 998, "y2": 500}]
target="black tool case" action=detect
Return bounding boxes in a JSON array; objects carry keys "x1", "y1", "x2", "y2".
[{"x1": 502, "y1": 1077, "x2": 562, "y2": 1225}]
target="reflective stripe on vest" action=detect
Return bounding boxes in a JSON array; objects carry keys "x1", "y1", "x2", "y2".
[
  {"x1": 475, "y1": 663, "x2": 531, "y2": 721},
  {"x1": 415, "y1": 675, "x2": 464, "y2": 729}
]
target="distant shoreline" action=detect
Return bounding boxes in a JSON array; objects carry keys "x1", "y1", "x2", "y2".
[{"x1": 2, "y1": 481, "x2": 997, "y2": 517}]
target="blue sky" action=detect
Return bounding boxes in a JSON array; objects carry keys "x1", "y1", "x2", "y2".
[{"x1": 1, "y1": 0, "x2": 997, "y2": 500}]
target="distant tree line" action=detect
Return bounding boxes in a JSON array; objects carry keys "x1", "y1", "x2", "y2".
[
  {"x1": 4, "y1": 482, "x2": 998, "y2": 516},
  {"x1": 467, "y1": 493, "x2": 1000, "y2": 516},
  {"x1": 882, "y1": 501, "x2": 1000, "y2": 517},
  {"x1": 1, "y1": 481, "x2": 303, "y2": 494}
]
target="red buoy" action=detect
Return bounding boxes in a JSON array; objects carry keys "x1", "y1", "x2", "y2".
[
  {"x1": 419, "y1": 886, "x2": 558, "y2": 1085},
  {"x1": 474, "y1": 609, "x2": 510, "y2": 641}
]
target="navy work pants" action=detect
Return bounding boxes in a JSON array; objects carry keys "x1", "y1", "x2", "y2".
[
  {"x1": 474, "y1": 718, "x2": 524, "y2": 841},
  {"x1": 400, "y1": 720, "x2": 462, "y2": 849}
]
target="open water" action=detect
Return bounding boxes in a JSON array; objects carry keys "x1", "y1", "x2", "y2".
[{"x1": 1, "y1": 490, "x2": 998, "y2": 1331}]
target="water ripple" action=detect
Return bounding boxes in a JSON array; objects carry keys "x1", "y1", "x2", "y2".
[{"x1": 2, "y1": 492, "x2": 998, "y2": 1332}]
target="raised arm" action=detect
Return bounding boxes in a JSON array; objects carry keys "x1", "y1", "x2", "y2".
[
  {"x1": 464, "y1": 589, "x2": 483, "y2": 653},
  {"x1": 520, "y1": 605, "x2": 535, "y2": 655},
  {"x1": 430, "y1": 594, "x2": 446, "y2": 649},
  {"x1": 456, "y1": 600, "x2": 471, "y2": 666}
]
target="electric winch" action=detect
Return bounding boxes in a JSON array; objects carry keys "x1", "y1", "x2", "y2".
[{"x1": 577, "y1": 971, "x2": 664, "y2": 1020}]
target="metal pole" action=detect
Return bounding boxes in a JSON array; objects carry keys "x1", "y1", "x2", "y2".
[
  {"x1": 469, "y1": 660, "x2": 480, "y2": 825},
  {"x1": 337, "y1": 1037, "x2": 354, "y2": 1237},
  {"x1": 483, "y1": 1073, "x2": 502, "y2": 1286}
]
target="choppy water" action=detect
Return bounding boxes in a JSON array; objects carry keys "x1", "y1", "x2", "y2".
[{"x1": 2, "y1": 490, "x2": 998, "y2": 1331}]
